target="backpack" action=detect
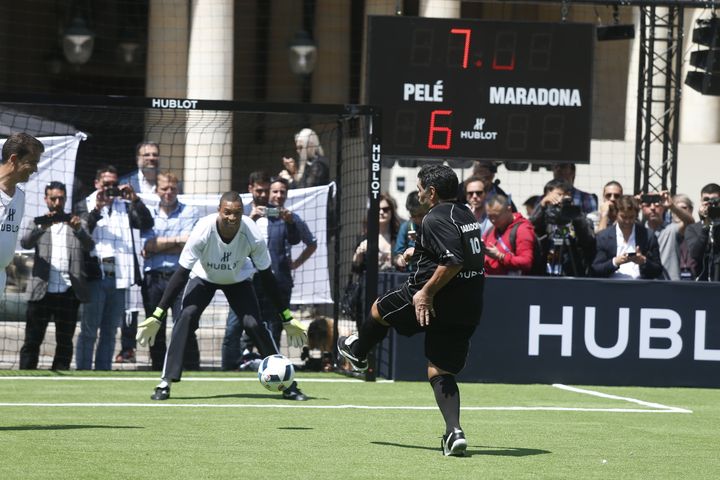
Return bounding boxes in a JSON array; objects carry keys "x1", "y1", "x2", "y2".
[{"x1": 507, "y1": 223, "x2": 546, "y2": 276}]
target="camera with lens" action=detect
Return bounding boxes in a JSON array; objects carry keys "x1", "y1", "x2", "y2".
[
  {"x1": 708, "y1": 197, "x2": 720, "y2": 222},
  {"x1": 34, "y1": 212, "x2": 72, "y2": 226},
  {"x1": 265, "y1": 207, "x2": 280, "y2": 218},
  {"x1": 546, "y1": 198, "x2": 582, "y2": 225},
  {"x1": 103, "y1": 185, "x2": 121, "y2": 198}
]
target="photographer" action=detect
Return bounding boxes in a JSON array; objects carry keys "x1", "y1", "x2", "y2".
[
  {"x1": 18, "y1": 181, "x2": 95, "y2": 370},
  {"x1": 73, "y1": 165, "x2": 153, "y2": 370},
  {"x1": 530, "y1": 179, "x2": 596, "y2": 277},
  {"x1": 685, "y1": 183, "x2": 720, "y2": 281}
]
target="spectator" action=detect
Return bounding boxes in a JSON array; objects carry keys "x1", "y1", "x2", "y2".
[
  {"x1": 591, "y1": 195, "x2": 662, "y2": 279},
  {"x1": 674, "y1": 194, "x2": 697, "y2": 280},
  {"x1": 596, "y1": 180, "x2": 623, "y2": 232},
  {"x1": 278, "y1": 128, "x2": 329, "y2": 188},
  {"x1": 550, "y1": 163, "x2": 598, "y2": 215},
  {"x1": 641, "y1": 190, "x2": 695, "y2": 280},
  {"x1": 19, "y1": 181, "x2": 94, "y2": 370},
  {"x1": 522, "y1": 195, "x2": 541, "y2": 218},
  {"x1": 121, "y1": 141, "x2": 160, "y2": 194},
  {"x1": 530, "y1": 179, "x2": 596, "y2": 277},
  {"x1": 139, "y1": 171, "x2": 199, "y2": 370},
  {"x1": 115, "y1": 141, "x2": 161, "y2": 363},
  {"x1": 222, "y1": 173, "x2": 317, "y2": 369},
  {"x1": 74, "y1": 165, "x2": 153, "y2": 370},
  {"x1": 462, "y1": 176, "x2": 493, "y2": 235},
  {"x1": 685, "y1": 183, "x2": 720, "y2": 281},
  {"x1": 353, "y1": 193, "x2": 400, "y2": 272},
  {"x1": 0, "y1": 132, "x2": 44, "y2": 291},
  {"x1": 482, "y1": 194, "x2": 536, "y2": 276},
  {"x1": 471, "y1": 160, "x2": 516, "y2": 211},
  {"x1": 394, "y1": 191, "x2": 428, "y2": 272}
]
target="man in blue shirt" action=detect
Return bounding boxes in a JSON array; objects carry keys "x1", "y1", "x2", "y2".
[
  {"x1": 140, "y1": 171, "x2": 199, "y2": 370},
  {"x1": 222, "y1": 172, "x2": 317, "y2": 370}
]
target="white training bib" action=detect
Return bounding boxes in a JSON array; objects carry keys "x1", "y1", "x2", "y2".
[{"x1": 179, "y1": 214, "x2": 271, "y2": 285}]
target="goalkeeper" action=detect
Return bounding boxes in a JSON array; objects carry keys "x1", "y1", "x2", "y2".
[{"x1": 137, "y1": 191, "x2": 309, "y2": 401}]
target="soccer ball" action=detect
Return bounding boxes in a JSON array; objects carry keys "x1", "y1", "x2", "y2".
[{"x1": 258, "y1": 354, "x2": 295, "y2": 392}]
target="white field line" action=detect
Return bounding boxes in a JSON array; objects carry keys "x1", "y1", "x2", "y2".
[
  {"x1": 0, "y1": 378, "x2": 691, "y2": 413},
  {"x1": 553, "y1": 383, "x2": 692, "y2": 414},
  {"x1": 0, "y1": 376, "x2": 379, "y2": 383},
  {"x1": 0, "y1": 402, "x2": 688, "y2": 413}
]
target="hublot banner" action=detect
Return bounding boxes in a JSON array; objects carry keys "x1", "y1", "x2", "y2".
[{"x1": 380, "y1": 276, "x2": 720, "y2": 387}]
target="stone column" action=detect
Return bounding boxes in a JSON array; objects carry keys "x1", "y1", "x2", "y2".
[
  {"x1": 145, "y1": 0, "x2": 189, "y2": 178},
  {"x1": 184, "y1": 0, "x2": 234, "y2": 194},
  {"x1": 419, "y1": 0, "x2": 461, "y2": 18}
]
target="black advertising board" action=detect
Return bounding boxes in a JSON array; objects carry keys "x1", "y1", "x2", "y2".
[
  {"x1": 378, "y1": 276, "x2": 720, "y2": 387},
  {"x1": 367, "y1": 16, "x2": 594, "y2": 163}
]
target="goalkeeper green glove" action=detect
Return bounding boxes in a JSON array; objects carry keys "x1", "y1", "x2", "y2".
[
  {"x1": 280, "y1": 309, "x2": 307, "y2": 348},
  {"x1": 136, "y1": 307, "x2": 166, "y2": 347}
]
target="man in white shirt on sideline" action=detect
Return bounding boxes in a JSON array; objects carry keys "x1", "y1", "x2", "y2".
[
  {"x1": 0, "y1": 132, "x2": 44, "y2": 291},
  {"x1": 136, "y1": 191, "x2": 309, "y2": 401}
]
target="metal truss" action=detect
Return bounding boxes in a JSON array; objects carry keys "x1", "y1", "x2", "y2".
[{"x1": 633, "y1": 5, "x2": 684, "y2": 195}]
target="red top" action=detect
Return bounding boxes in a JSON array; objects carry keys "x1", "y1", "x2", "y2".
[{"x1": 482, "y1": 213, "x2": 536, "y2": 275}]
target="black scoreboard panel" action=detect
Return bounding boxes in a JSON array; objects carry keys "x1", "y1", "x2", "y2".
[{"x1": 367, "y1": 16, "x2": 594, "y2": 164}]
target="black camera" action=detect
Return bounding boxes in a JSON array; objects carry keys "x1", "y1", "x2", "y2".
[
  {"x1": 34, "y1": 212, "x2": 72, "y2": 226},
  {"x1": 641, "y1": 194, "x2": 662, "y2": 205},
  {"x1": 708, "y1": 197, "x2": 720, "y2": 221},
  {"x1": 546, "y1": 198, "x2": 582, "y2": 225},
  {"x1": 104, "y1": 185, "x2": 121, "y2": 198}
]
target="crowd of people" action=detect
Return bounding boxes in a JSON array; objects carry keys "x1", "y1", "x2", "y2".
[
  {"x1": 4, "y1": 131, "x2": 720, "y2": 456},
  {"x1": 4, "y1": 132, "x2": 720, "y2": 379},
  {"x1": 4, "y1": 130, "x2": 327, "y2": 393},
  {"x1": 357, "y1": 161, "x2": 719, "y2": 285}
]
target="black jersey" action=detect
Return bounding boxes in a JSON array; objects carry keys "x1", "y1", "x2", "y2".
[{"x1": 406, "y1": 201, "x2": 485, "y2": 293}]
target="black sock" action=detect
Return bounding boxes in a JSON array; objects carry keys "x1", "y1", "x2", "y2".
[
  {"x1": 353, "y1": 316, "x2": 389, "y2": 359},
  {"x1": 430, "y1": 374, "x2": 460, "y2": 434}
]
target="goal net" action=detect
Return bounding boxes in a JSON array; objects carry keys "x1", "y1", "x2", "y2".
[{"x1": 0, "y1": 96, "x2": 374, "y2": 372}]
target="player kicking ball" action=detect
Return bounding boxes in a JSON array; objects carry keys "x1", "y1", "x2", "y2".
[
  {"x1": 338, "y1": 165, "x2": 485, "y2": 456},
  {"x1": 137, "y1": 191, "x2": 309, "y2": 401}
]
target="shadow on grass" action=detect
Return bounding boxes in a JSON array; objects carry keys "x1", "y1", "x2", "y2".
[
  {"x1": 277, "y1": 427, "x2": 314, "y2": 430},
  {"x1": 0, "y1": 425, "x2": 143, "y2": 431},
  {"x1": 171, "y1": 393, "x2": 322, "y2": 401},
  {"x1": 371, "y1": 441, "x2": 550, "y2": 457}
]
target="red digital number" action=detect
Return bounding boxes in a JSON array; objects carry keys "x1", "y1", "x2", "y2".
[
  {"x1": 428, "y1": 110, "x2": 452, "y2": 150},
  {"x1": 450, "y1": 28, "x2": 471, "y2": 69},
  {"x1": 492, "y1": 32, "x2": 517, "y2": 71}
]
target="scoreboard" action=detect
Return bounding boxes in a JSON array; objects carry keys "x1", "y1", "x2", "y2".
[{"x1": 367, "y1": 16, "x2": 594, "y2": 163}]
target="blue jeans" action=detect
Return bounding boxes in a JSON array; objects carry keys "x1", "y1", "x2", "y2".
[{"x1": 76, "y1": 278, "x2": 126, "y2": 370}]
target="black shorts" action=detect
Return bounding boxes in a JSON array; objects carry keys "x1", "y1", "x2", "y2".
[{"x1": 375, "y1": 283, "x2": 482, "y2": 374}]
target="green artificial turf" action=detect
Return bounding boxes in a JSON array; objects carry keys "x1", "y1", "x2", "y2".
[{"x1": 1, "y1": 371, "x2": 718, "y2": 479}]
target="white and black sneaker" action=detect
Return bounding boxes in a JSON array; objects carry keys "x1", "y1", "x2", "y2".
[
  {"x1": 442, "y1": 428, "x2": 467, "y2": 457},
  {"x1": 151, "y1": 382, "x2": 170, "y2": 401},
  {"x1": 337, "y1": 334, "x2": 368, "y2": 372}
]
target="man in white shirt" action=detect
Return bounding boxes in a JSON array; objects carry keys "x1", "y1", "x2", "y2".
[
  {"x1": 137, "y1": 191, "x2": 309, "y2": 401},
  {"x1": 120, "y1": 141, "x2": 160, "y2": 194},
  {"x1": 591, "y1": 195, "x2": 662, "y2": 279},
  {"x1": 0, "y1": 132, "x2": 44, "y2": 291},
  {"x1": 74, "y1": 165, "x2": 154, "y2": 370}
]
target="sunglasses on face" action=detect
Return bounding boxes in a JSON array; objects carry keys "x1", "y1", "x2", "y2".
[
  {"x1": 604, "y1": 193, "x2": 621, "y2": 199},
  {"x1": 380, "y1": 206, "x2": 391, "y2": 213},
  {"x1": 467, "y1": 190, "x2": 485, "y2": 197}
]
